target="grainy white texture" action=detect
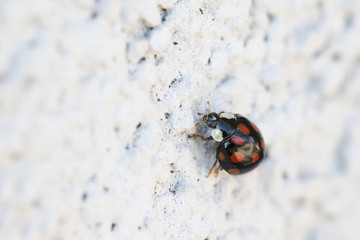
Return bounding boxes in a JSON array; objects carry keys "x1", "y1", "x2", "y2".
[{"x1": 0, "y1": 0, "x2": 359, "y2": 239}]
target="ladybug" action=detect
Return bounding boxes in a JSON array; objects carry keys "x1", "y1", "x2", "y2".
[{"x1": 189, "y1": 102, "x2": 265, "y2": 177}]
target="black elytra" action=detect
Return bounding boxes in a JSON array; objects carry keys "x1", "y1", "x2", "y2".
[{"x1": 189, "y1": 102, "x2": 265, "y2": 176}]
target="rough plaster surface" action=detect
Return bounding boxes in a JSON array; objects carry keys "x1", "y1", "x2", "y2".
[{"x1": 0, "y1": 0, "x2": 359, "y2": 239}]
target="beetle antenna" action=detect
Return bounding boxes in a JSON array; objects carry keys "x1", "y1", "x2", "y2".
[
  {"x1": 206, "y1": 101, "x2": 211, "y2": 115},
  {"x1": 196, "y1": 120, "x2": 206, "y2": 126}
]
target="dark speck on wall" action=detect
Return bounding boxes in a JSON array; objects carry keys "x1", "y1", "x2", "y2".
[
  {"x1": 82, "y1": 192, "x2": 88, "y2": 201},
  {"x1": 91, "y1": 11, "x2": 98, "y2": 19},
  {"x1": 161, "y1": 8, "x2": 168, "y2": 22},
  {"x1": 111, "y1": 223, "x2": 116, "y2": 231},
  {"x1": 169, "y1": 181, "x2": 180, "y2": 195},
  {"x1": 138, "y1": 57, "x2": 146, "y2": 63},
  {"x1": 282, "y1": 172, "x2": 288, "y2": 180}
]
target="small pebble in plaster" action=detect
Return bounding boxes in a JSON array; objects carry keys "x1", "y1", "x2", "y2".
[
  {"x1": 173, "y1": 42, "x2": 178, "y2": 45},
  {"x1": 199, "y1": 8, "x2": 204, "y2": 14},
  {"x1": 136, "y1": 122, "x2": 142, "y2": 128},
  {"x1": 189, "y1": 102, "x2": 266, "y2": 176},
  {"x1": 164, "y1": 112, "x2": 170, "y2": 119}
]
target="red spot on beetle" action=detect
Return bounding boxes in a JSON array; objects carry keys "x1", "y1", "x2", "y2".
[
  {"x1": 230, "y1": 152, "x2": 245, "y2": 163},
  {"x1": 228, "y1": 169, "x2": 240, "y2": 174},
  {"x1": 250, "y1": 121, "x2": 259, "y2": 132},
  {"x1": 260, "y1": 139, "x2": 265, "y2": 149},
  {"x1": 237, "y1": 124, "x2": 250, "y2": 135},
  {"x1": 230, "y1": 135, "x2": 245, "y2": 145},
  {"x1": 252, "y1": 153, "x2": 259, "y2": 163},
  {"x1": 218, "y1": 151, "x2": 225, "y2": 161}
]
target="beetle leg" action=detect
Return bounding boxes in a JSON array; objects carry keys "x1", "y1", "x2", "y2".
[
  {"x1": 188, "y1": 134, "x2": 213, "y2": 141},
  {"x1": 206, "y1": 159, "x2": 218, "y2": 178},
  {"x1": 214, "y1": 166, "x2": 222, "y2": 177},
  {"x1": 195, "y1": 120, "x2": 206, "y2": 126}
]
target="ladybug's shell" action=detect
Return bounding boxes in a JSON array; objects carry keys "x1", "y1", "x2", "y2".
[{"x1": 216, "y1": 115, "x2": 265, "y2": 175}]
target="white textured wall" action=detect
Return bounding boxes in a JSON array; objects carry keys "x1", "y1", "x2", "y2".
[{"x1": 0, "y1": 0, "x2": 359, "y2": 239}]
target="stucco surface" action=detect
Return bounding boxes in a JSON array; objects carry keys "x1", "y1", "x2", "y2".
[{"x1": 0, "y1": 0, "x2": 359, "y2": 239}]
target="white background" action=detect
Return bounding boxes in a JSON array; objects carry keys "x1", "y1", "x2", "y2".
[{"x1": 0, "y1": 0, "x2": 359, "y2": 239}]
